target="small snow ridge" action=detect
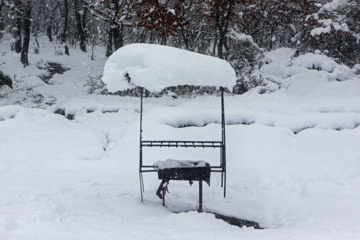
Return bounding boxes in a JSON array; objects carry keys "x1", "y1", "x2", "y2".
[{"x1": 159, "y1": 108, "x2": 360, "y2": 134}]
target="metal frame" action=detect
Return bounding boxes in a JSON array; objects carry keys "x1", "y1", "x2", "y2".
[{"x1": 139, "y1": 87, "x2": 227, "y2": 207}]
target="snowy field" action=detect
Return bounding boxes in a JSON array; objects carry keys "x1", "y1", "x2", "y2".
[{"x1": 1, "y1": 37, "x2": 360, "y2": 240}]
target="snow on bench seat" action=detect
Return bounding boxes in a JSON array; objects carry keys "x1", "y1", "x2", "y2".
[{"x1": 153, "y1": 159, "x2": 209, "y2": 170}]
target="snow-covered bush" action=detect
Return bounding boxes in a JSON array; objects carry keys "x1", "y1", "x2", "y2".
[
  {"x1": 291, "y1": 53, "x2": 353, "y2": 81},
  {"x1": 0, "y1": 70, "x2": 12, "y2": 89},
  {"x1": 299, "y1": 1, "x2": 360, "y2": 67},
  {"x1": 84, "y1": 74, "x2": 106, "y2": 95},
  {"x1": 249, "y1": 47, "x2": 355, "y2": 94},
  {"x1": 227, "y1": 30, "x2": 264, "y2": 76},
  {"x1": 233, "y1": 74, "x2": 268, "y2": 95}
]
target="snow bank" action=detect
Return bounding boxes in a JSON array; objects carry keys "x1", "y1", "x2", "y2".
[
  {"x1": 0, "y1": 105, "x2": 107, "y2": 162},
  {"x1": 102, "y1": 44, "x2": 237, "y2": 93}
]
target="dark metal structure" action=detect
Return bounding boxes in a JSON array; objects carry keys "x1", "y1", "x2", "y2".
[{"x1": 139, "y1": 88, "x2": 227, "y2": 212}]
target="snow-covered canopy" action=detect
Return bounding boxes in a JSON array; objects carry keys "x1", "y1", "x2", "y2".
[{"x1": 102, "y1": 44, "x2": 237, "y2": 93}]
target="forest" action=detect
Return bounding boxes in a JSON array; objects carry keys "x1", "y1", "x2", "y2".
[
  {"x1": 1, "y1": 0, "x2": 359, "y2": 84},
  {"x1": 1, "y1": 2, "x2": 360, "y2": 239}
]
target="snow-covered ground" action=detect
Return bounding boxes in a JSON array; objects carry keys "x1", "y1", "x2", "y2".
[{"x1": 1, "y1": 37, "x2": 360, "y2": 240}]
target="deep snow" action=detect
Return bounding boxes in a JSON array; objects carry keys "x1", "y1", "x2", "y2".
[{"x1": 1, "y1": 37, "x2": 360, "y2": 240}]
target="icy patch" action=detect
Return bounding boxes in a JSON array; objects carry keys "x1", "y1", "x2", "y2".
[{"x1": 102, "y1": 43, "x2": 236, "y2": 93}]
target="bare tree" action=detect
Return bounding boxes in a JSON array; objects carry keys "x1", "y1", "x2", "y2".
[
  {"x1": 132, "y1": 0, "x2": 190, "y2": 46},
  {"x1": 203, "y1": 0, "x2": 245, "y2": 59},
  {"x1": 60, "y1": 0, "x2": 70, "y2": 55},
  {"x1": 20, "y1": 0, "x2": 32, "y2": 66},
  {"x1": 74, "y1": 0, "x2": 87, "y2": 52}
]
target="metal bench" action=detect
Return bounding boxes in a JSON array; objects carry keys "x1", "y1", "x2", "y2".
[{"x1": 138, "y1": 88, "x2": 227, "y2": 212}]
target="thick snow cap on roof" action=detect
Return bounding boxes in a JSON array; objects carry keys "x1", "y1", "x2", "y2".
[{"x1": 102, "y1": 44, "x2": 237, "y2": 93}]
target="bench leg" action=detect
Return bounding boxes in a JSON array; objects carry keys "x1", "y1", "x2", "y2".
[{"x1": 199, "y1": 180, "x2": 203, "y2": 212}]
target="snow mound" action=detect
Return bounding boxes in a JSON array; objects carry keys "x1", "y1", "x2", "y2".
[
  {"x1": 257, "y1": 48, "x2": 296, "y2": 78},
  {"x1": 102, "y1": 44, "x2": 237, "y2": 93},
  {"x1": 291, "y1": 53, "x2": 353, "y2": 81}
]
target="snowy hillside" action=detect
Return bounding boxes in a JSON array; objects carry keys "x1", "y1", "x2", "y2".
[{"x1": 1, "y1": 38, "x2": 360, "y2": 240}]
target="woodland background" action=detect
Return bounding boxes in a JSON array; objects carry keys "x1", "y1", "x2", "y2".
[{"x1": 1, "y1": 0, "x2": 359, "y2": 91}]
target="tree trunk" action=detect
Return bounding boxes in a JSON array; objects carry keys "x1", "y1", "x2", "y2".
[
  {"x1": 47, "y1": 25, "x2": 53, "y2": 42},
  {"x1": 14, "y1": 18, "x2": 22, "y2": 53},
  {"x1": 112, "y1": 23, "x2": 124, "y2": 51},
  {"x1": 214, "y1": 0, "x2": 235, "y2": 59},
  {"x1": 13, "y1": 0, "x2": 23, "y2": 53},
  {"x1": 74, "y1": 0, "x2": 86, "y2": 52},
  {"x1": 82, "y1": 6, "x2": 88, "y2": 39},
  {"x1": 46, "y1": 3, "x2": 59, "y2": 42},
  {"x1": 217, "y1": 32, "x2": 225, "y2": 59},
  {"x1": 181, "y1": 27, "x2": 189, "y2": 50},
  {"x1": 0, "y1": 0, "x2": 3, "y2": 13},
  {"x1": 62, "y1": 0, "x2": 69, "y2": 55},
  {"x1": 21, "y1": 0, "x2": 32, "y2": 66},
  {"x1": 47, "y1": 13, "x2": 54, "y2": 42},
  {"x1": 106, "y1": 25, "x2": 113, "y2": 57},
  {"x1": 0, "y1": 1, "x2": 3, "y2": 39}
]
